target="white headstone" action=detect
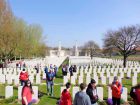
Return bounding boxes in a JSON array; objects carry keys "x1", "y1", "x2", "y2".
[
  {"x1": 109, "y1": 77, "x2": 114, "y2": 84},
  {"x1": 63, "y1": 76, "x2": 68, "y2": 85},
  {"x1": 97, "y1": 87, "x2": 103, "y2": 100},
  {"x1": 5, "y1": 86, "x2": 13, "y2": 98},
  {"x1": 42, "y1": 73, "x2": 46, "y2": 80},
  {"x1": 101, "y1": 76, "x2": 106, "y2": 85},
  {"x1": 86, "y1": 76, "x2": 90, "y2": 85},
  {"x1": 72, "y1": 87, "x2": 79, "y2": 99},
  {"x1": 0, "y1": 74, "x2": 5, "y2": 84},
  {"x1": 14, "y1": 76, "x2": 19, "y2": 85},
  {"x1": 121, "y1": 87, "x2": 127, "y2": 102},
  {"x1": 7, "y1": 76, "x2": 12, "y2": 84},
  {"x1": 71, "y1": 76, "x2": 76, "y2": 85},
  {"x1": 108, "y1": 87, "x2": 112, "y2": 99},
  {"x1": 18, "y1": 86, "x2": 23, "y2": 100},
  {"x1": 132, "y1": 76, "x2": 137, "y2": 86},
  {"x1": 32, "y1": 86, "x2": 38, "y2": 100},
  {"x1": 78, "y1": 76, "x2": 83, "y2": 85},
  {"x1": 36, "y1": 74, "x2": 41, "y2": 84}
]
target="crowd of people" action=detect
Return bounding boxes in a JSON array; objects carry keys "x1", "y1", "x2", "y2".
[
  {"x1": 59, "y1": 76, "x2": 140, "y2": 105},
  {"x1": 62, "y1": 65, "x2": 77, "y2": 76},
  {"x1": 19, "y1": 64, "x2": 58, "y2": 105},
  {"x1": 17, "y1": 63, "x2": 140, "y2": 105}
]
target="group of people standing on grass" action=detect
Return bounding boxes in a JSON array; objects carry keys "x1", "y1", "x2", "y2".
[
  {"x1": 62, "y1": 65, "x2": 77, "y2": 76},
  {"x1": 19, "y1": 68, "x2": 34, "y2": 105},
  {"x1": 59, "y1": 79, "x2": 98, "y2": 105},
  {"x1": 19, "y1": 64, "x2": 58, "y2": 105},
  {"x1": 59, "y1": 76, "x2": 140, "y2": 105}
]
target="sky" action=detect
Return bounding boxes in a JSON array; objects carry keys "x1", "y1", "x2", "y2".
[{"x1": 9, "y1": 0, "x2": 140, "y2": 48}]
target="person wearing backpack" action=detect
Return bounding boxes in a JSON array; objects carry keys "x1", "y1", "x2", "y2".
[
  {"x1": 111, "y1": 76, "x2": 122, "y2": 105},
  {"x1": 19, "y1": 68, "x2": 29, "y2": 86},
  {"x1": 130, "y1": 83, "x2": 140, "y2": 105},
  {"x1": 86, "y1": 79, "x2": 98, "y2": 105}
]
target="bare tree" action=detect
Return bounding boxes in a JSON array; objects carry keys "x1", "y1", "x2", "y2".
[
  {"x1": 103, "y1": 25, "x2": 140, "y2": 67},
  {"x1": 82, "y1": 41, "x2": 100, "y2": 59}
]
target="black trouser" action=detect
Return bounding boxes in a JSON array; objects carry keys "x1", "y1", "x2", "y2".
[{"x1": 112, "y1": 97, "x2": 120, "y2": 105}]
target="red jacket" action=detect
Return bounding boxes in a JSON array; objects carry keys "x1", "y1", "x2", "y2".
[
  {"x1": 19, "y1": 71, "x2": 29, "y2": 81},
  {"x1": 134, "y1": 89, "x2": 140, "y2": 105},
  {"x1": 111, "y1": 81, "x2": 122, "y2": 98},
  {"x1": 22, "y1": 87, "x2": 32, "y2": 104},
  {"x1": 60, "y1": 89, "x2": 72, "y2": 105}
]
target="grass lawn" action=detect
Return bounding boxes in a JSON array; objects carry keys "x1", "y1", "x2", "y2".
[{"x1": 0, "y1": 58, "x2": 139, "y2": 105}]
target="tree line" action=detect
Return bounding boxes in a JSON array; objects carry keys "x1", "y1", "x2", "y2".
[{"x1": 0, "y1": 0, "x2": 47, "y2": 62}]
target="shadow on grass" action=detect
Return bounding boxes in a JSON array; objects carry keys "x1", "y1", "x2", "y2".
[
  {"x1": 38, "y1": 91, "x2": 46, "y2": 98},
  {"x1": 56, "y1": 75, "x2": 63, "y2": 78},
  {"x1": 48, "y1": 96, "x2": 59, "y2": 100}
]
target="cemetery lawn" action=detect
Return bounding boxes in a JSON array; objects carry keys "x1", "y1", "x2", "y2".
[
  {"x1": 0, "y1": 58, "x2": 139, "y2": 105},
  {"x1": 0, "y1": 70, "x2": 138, "y2": 105},
  {"x1": 0, "y1": 59, "x2": 68, "y2": 105}
]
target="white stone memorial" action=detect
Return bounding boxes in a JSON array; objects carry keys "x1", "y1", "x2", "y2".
[
  {"x1": 32, "y1": 86, "x2": 38, "y2": 100},
  {"x1": 5, "y1": 86, "x2": 13, "y2": 98},
  {"x1": 97, "y1": 87, "x2": 103, "y2": 101},
  {"x1": 72, "y1": 87, "x2": 79, "y2": 99},
  {"x1": 18, "y1": 86, "x2": 23, "y2": 100},
  {"x1": 121, "y1": 87, "x2": 127, "y2": 102}
]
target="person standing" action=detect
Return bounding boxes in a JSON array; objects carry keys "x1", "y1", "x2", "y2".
[
  {"x1": 46, "y1": 69, "x2": 55, "y2": 96},
  {"x1": 60, "y1": 82, "x2": 72, "y2": 105},
  {"x1": 54, "y1": 65, "x2": 58, "y2": 77},
  {"x1": 22, "y1": 80, "x2": 34, "y2": 105},
  {"x1": 44, "y1": 66, "x2": 48, "y2": 74},
  {"x1": 74, "y1": 83, "x2": 91, "y2": 105},
  {"x1": 19, "y1": 68, "x2": 29, "y2": 86},
  {"x1": 111, "y1": 76, "x2": 122, "y2": 105},
  {"x1": 86, "y1": 79, "x2": 98, "y2": 105},
  {"x1": 69, "y1": 65, "x2": 73, "y2": 77},
  {"x1": 62, "y1": 65, "x2": 67, "y2": 76},
  {"x1": 130, "y1": 83, "x2": 140, "y2": 105}
]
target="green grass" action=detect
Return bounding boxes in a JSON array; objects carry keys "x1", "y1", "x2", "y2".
[
  {"x1": 0, "y1": 57, "x2": 139, "y2": 105},
  {"x1": 0, "y1": 58, "x2": 68, "y2": 105}
]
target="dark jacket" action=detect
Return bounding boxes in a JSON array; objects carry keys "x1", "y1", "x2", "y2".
[{"x1": 86, "y1": 84, "x2": 98, "y2": 104}]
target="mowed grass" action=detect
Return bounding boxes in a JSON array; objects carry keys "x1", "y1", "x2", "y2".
[
  {"x1": 0, "y1": 58, "x2": 68, "y2": 105},
  {"x1": 0, "y1": 57, "x2": 139, "y2": 105}
]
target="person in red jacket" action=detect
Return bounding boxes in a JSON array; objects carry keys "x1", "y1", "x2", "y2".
[
  {"x1": 111, "y1": 76, "x2": 122, "y2": 105},
  {"x1": 19, "y1": 68, "x2": 29, "y2": 86},
  {"x1": 22, "y1": 80, "x2": 34, "y2": 105},
  {"x1": 60, "y1": 82, "x2": 72, "y2": 105}
]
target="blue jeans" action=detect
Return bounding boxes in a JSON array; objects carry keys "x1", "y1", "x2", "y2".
[
  {"x1": 47, "y1": 81, "x2": 54, "y2": 96},
  {"x1": 28, "y1": 102, "x2": 32, "y2": 105},
  {"x1": 20, "y1": 80, "x2": 27, "y2": 86}
]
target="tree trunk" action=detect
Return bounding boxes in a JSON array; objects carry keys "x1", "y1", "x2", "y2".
[{"x1": 123, "y1": 55, "x2": 127, "y2": 68}]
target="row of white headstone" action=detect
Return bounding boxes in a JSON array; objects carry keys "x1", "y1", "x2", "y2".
[
  {"x1": 69, "y1": 57, "x2": 139, "y2": 66},
  {"x1": 0, "y1": 74, "x2": 42, "y2": 85},
  {"x1": 64, "y1": 75, "x2": 137, "y2": 86},
  {"x1": 61, "y1": 86, "x2": 128, "y2": 102},
  {"x1": 5, "y1": 86, "x2": 38, "y2": 100}
]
